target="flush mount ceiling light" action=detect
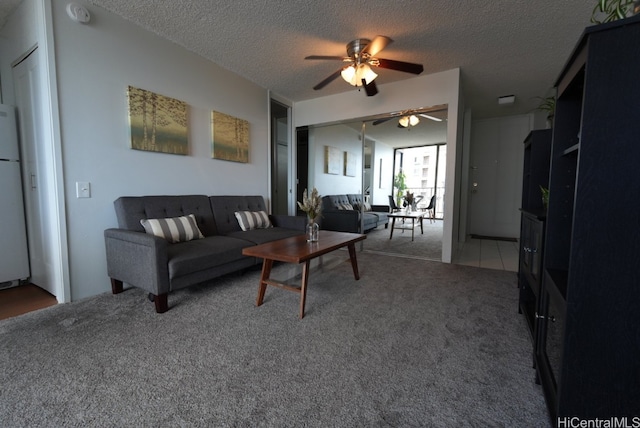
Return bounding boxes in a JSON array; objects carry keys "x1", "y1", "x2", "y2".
[
  {"x1": 398, "y1": 115, "x2": 420, "y2": 128},
  {"x1": 498, "y1": 94, "x2": 516, "y2": 105}
]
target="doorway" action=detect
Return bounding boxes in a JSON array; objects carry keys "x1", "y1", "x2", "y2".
[
  {"x1": 296, "y1": 107, "x2": 448, "y2": 261},
  {"x1": 13, "y1": 48, "x2": 53, "y2": 296},
  {"x1": 270, "y1": 99, "x2": 290, "y2": 216},
  {"x1": 12, "y1": 46, "x2": 66, "y2": 302}
]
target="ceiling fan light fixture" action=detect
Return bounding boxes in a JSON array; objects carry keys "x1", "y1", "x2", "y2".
[
  {"x1": 357, "y1": 63, "x2": 377, "y2": 86},
  {"x1": 398, "y1": 115, "x2": 420, "y2": 128},
  {"x1": 341, "y1": 63, "x2": 378, "y2": 86},
  {"x1": 341, "y1": 65, "x2": 356, "y2": 85}
]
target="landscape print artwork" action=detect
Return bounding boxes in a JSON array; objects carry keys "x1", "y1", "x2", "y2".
[
  {"x1": 212, "y1": 111, "x2": 249, "y2": 163},
  {"x1": 127, "y1": 86, "x2": 188, "y2": 155}
]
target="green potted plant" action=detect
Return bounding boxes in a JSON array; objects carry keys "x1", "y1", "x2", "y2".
[
  {"x1": 393, "y1": 169, "x2": 407, "y2": 207},
  {"x1": 535, "y1": 95, "x2": 556, "y2": 128},
  {"x1": 591, "y1": 0, "x2": 640, "y2": 24},
  {"x1": 540, "y1": 186, "x2": 550, "y2": 211}
]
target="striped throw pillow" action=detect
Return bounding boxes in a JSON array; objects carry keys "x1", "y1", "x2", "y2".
[
  {"x1": 234, "y1": 211, "x2": 272, "y2": 231},
  {"x1": 140, "y1": 214, "x2": 204, "y2": 243}
]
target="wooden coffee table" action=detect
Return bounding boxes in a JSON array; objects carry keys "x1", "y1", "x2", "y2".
[
  {"x1": 242, "y1": 230, "x2": 366, "y2": 319},
  {"x1": 387, "y1": 211, "x2": 425, "y2": 241}
]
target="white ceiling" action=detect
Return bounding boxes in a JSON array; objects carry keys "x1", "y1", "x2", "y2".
[{"x1": 2, "y1": 1, "x2": 599, "y2": 135}]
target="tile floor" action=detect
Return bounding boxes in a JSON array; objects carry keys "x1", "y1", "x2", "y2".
[{"x1": 453, "y1": 238, "x2": 519, "y2": 272}]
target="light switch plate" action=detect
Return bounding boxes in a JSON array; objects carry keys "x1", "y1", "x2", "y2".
[{"x1": 76, "y1": 181, "x2": 91, "y2": 198}]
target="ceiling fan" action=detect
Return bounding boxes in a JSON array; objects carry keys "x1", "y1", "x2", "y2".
[
  {"x1": 372, "y1": 109, "x2": 444, "y2": 128},
  {"x1": 305, "y1": 35, "x2": 424, "y2": 96}
]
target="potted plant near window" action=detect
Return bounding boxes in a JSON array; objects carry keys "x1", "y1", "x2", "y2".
[
  {"x1": 591, "y1": 0, "x2": 640, "y2": 24},
  {"x1": 393, "y1": 169, "x2": 407, "y2": 208}
]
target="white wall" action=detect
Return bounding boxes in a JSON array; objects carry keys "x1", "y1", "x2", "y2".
[
  {"x1": 294, "y1": 69, "x2": 463, "y2": 263},
  {"x1": 2, "y1": 1, "x2": 272, "y2": 301},
  {"x1": 308, "y1": 124, "x2": 362, "y2": 195}
]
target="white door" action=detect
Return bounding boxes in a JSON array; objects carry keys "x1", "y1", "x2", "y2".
[
  {"x1": 12, "y1": 48, "x2": 56, "y2": 297},
  {"x1": 468, "y1": 116, "x2": 530, "y2": 239}
]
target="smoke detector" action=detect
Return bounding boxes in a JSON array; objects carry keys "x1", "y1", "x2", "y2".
[{"x1": 66, "y1": 3, "x2": 91, "y2": 24}]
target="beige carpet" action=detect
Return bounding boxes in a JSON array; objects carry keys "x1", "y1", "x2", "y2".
[{"x1": 0, "y1": 252, "x2": 549, "y2": 427}]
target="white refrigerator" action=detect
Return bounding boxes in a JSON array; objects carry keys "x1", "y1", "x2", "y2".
[{"x1": 0, "y1": 104, "x2": 30, "y2": 284}]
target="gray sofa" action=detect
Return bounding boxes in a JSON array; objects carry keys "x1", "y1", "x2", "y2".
[
  {"x1": 104, "y1": 195, "x2": 305, "y2": 313},
  {"x1": 320, "y1": 194, "x2": 389, "y2": 233}
]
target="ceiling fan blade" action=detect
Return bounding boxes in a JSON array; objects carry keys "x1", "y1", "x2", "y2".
[
  {"x1": 362, "y1": 35, "x2": 392, "y2": 57},
  {"x1": 305, "y1": 55, "x2": 347, "y2": 61},
  {"x1": 419, "y1": 113, "x2": 443, "y2": 122},
  {"x1": 372, "y1": 117, "x2": 394, "y2": 126},
  {"x1": 363, "y1": 79, "x2": 378, "y2": 96},
  {"x1": 376, "y1": 58, "x2": 424, "y2": 75},
  {"x1": 313, "y1": 69, "x2": 343, "y2": 90}
]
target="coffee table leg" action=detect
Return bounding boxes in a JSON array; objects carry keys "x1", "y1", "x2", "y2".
[
  {"x1": 410, "y1": 218, "x2": 415, "y2": 241},
  {"x1": 256, "y1": 258, "x2": 273, "y2": 307},
  {"x1": 299, "y1": 260, "x2": 311, "y2": 319},
  {"x1": 389, "y1": 218, "x2": 396, "y2": 239},
  {"x1": 347, "y1": 243, "x2": 360, "y2": 280},
  {"x1": 420, "y1": 217, "x2": 424, "y2": 234}
]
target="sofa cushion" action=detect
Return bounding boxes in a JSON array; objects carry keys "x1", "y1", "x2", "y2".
[
  {"x1": 209, "y1": 196, "x2": 270, "y2": 236},
  {"x1": 337, "y1": 203, "x2": 354, "y2": 210},
  {"x1": 234, "y1": 210, "x2": 272, "y2": 231},
  {"x1": 114, "y1": 195, "x2": 217, "y2": 236},
  {"x1": 167, "y1": 236, "x2": 252, "y2": 279},
  {"x1": 322, "y1": 195, "x2": 351, "y2": 211},
  {"x1": 354, "y1": 201, "x2": 372, "y2": 211},
  {"x1": 140, "y1": 214, "x2": 204, "y2": 243}
]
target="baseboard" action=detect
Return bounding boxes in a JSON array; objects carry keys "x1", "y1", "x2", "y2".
[{"x1": 469, "y1": 234, "x2": 518, "y2": 242}]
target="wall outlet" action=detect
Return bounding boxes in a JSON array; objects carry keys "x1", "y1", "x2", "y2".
[{"x1": 76, "y1": 181, "x2": 91, "y2": 198}]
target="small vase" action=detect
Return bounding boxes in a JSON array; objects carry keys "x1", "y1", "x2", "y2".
[{"x1": 307, "y1": 219, "x2": 319, "y2": 242}]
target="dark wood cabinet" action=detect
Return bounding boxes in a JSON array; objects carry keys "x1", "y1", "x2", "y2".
[
  {"x1": 518, "y1": 130, "x2": 551, "y2": 343},
  {"x1": 535, "y1": 16, "x2": 640, "y2": 423}
]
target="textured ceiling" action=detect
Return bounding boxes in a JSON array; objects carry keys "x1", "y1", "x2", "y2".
[{"x1": 2, "y1": 1, "x2": 598, "y2": 120}]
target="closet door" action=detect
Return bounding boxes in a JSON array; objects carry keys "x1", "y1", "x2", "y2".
[{"x1": 13, "y1": 48, "x2": 56, "y2": 298}]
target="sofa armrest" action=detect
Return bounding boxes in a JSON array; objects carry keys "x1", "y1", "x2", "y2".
[
  {"x1": 319, "y1": 210, "x2": 360, "y2": 233},
  {"x1": 371, "y1": 205, "x2": 390, "y2": 213},
  {"x1": 104, "y1": 228, "x2": 170, "y2": 296},
  {"x1": 270, "y1": 214, "x2": 307, "y2": 231}
]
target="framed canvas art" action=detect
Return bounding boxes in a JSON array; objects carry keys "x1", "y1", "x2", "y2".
[
  {"x1": 211, "y1": 111, "x2": 249, "y2": 163},
  {"x1": 325, "y1": 146, "x2": 341, "y2": 175},
  {"x1": 344, "y1": 151, "x2": 356, "y2": 177},
  {"x1": 127, "y1": 86, "x2": 188, "y2": 155}
]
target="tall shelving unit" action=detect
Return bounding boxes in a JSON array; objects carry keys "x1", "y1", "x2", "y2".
[
  {"x1": 518, "y1": 129, "x2": 552, "y2": 340},
  {"x1": 536, "y1": 15, "x2": 640, "y2": 422}
]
